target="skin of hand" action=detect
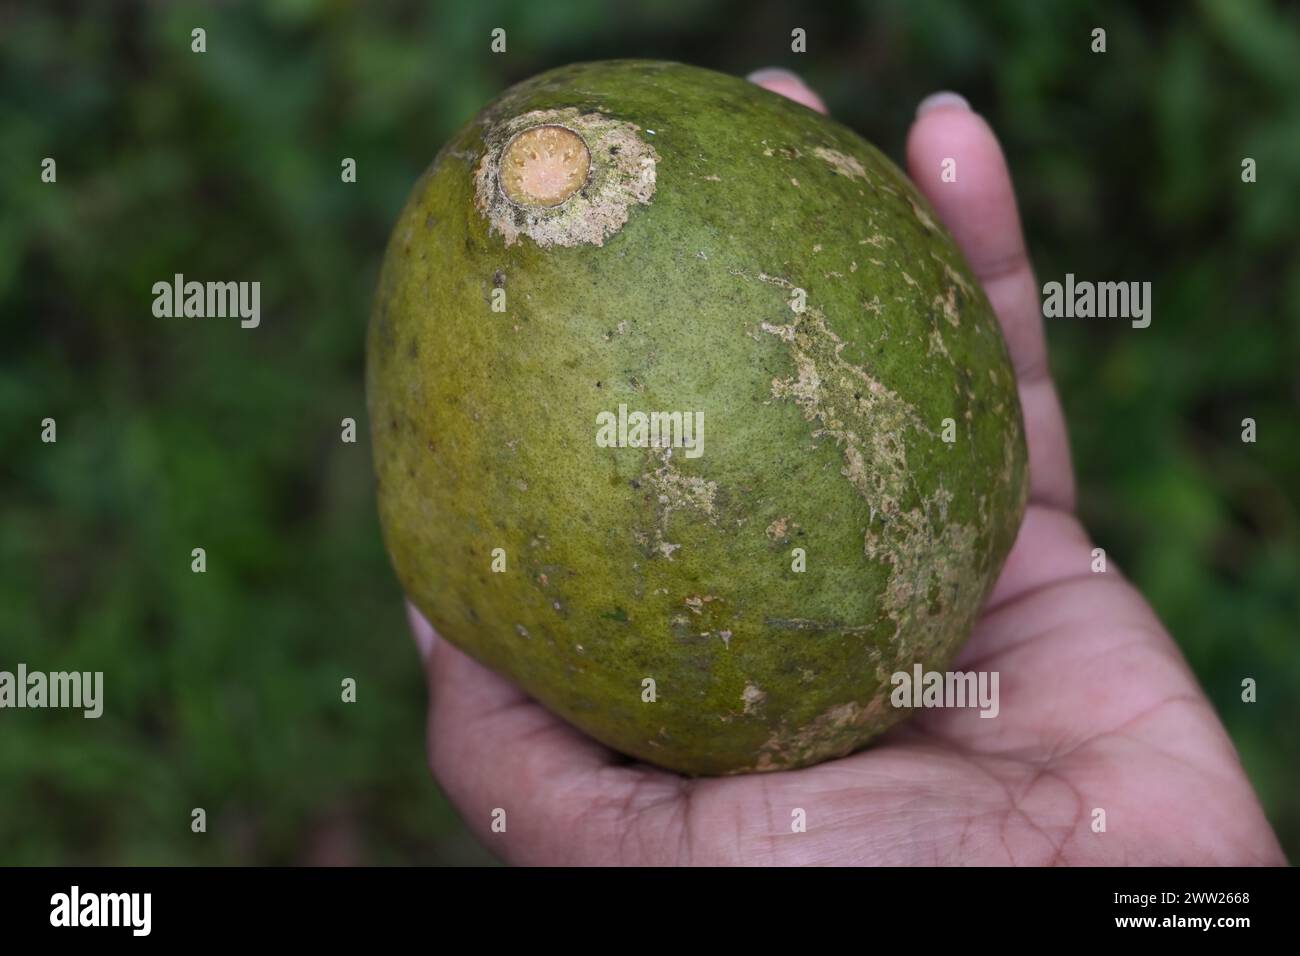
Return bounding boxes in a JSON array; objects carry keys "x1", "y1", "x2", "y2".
[{"x1": 407, "y1": 69, "x2": 1286, "y2": 866}]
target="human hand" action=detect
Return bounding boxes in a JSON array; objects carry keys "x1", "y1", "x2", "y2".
[{"x1": 408, "y1": 69, "x2": 1285, "y2": 865}]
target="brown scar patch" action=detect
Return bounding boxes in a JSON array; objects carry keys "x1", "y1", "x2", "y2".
[
  {"x1": 751, "y1": 697, "x2": 887, "y2": 771},
  {"x1": 813, "y1": 146, "x2": 869, "y2": 182},
  {"x1": 643, "y1": 449, "x2": 718, "y2": 522},
  {"x1": 765, "y1": 516, "x2": 793, "y2": 541},
  {"x1": 750, "y1": 278, "x2": 982, "y2": 650},
  {"x1": 909, "y1": 196, "x2": 939, "y2": 232},
  {"x1": 934, "y1": 285, "x2": 961, "y2": 327}
]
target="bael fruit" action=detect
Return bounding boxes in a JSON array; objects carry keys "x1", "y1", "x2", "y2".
[{"x1": 367, "y1": 60, "x2": 1028, "y2": 776}]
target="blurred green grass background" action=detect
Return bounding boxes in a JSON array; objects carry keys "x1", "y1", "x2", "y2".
[{"x1": 1, "y1": 0, "x2": 1296, "y2": 864}]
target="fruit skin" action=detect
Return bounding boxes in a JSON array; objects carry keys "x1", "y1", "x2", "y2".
[{"x1": 367, "y1": 60, "x2": 1028, "y2": 776}]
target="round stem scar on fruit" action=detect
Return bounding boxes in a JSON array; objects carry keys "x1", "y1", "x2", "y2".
[
  {"x1": 470, "y1": 105, "x2": 658, "y2": 248},
  {"x1": 499, "y1": 125, "x2": 591, "y2": 208}
]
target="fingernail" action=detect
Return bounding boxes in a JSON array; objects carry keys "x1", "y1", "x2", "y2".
[
  {"x1": 406, "y1": 601, "x2": 437, "y2": 663},
  {"x1": 916, "y1": 91, "x2": 971, "y2": 117},
  {"x1": 747, "y1": 67, "x2": 806, "y2": 87}
]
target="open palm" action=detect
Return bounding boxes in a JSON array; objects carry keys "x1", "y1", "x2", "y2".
[{"x1": 409, "y1": 72, "x2": 1284, "y2": 866}]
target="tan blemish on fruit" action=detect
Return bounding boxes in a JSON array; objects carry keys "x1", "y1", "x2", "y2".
[
  {"x1": 909, "y1": 196, "x2": 938, "y2": 232},
  {"x1": 634, "y1": 449, "x2": 717, "y2": 564},
  {"x1": 684, "y1": 594, "x2": 722, "y2": 622},
  {"x1": 633, "y1": 526, "x2": 681, "y2": 561},
  {"x1": 813, "y1": 146, "x2": 868, "y2": 182},
  {"x1": 643, "y1": 450, "x2": 718, "y2": 522},
  {"x1": 742, "y1": 683, "x2": 767, "y2": 716},
  {"x1": 474, "y1": 108, "x2": 657, "y2": 248},
  {"x1": 936, "y1": 256, "x2": 976, "y2": 296},
  {"x1": 765, "y1": 516, "x2": 791, "y2": 540},
  {"x1": 1002, "y1": 428, "x2": 1027, "y2": 508},
  {"x1": 751, "y1": 625, "x2": 924, "y2": 771},
  {"x1": 934, "y1": 285, "x2": 961, "y2": 327},
  {"x1": 752, "y1": 697, "x2": 887, "y2": 771},
  {"x1": 928, "y1": 326, "x2": 952, "y2": 360},
  {"x1": 751, "y1": 277, "x2": 983, "y2": 651},
  {"x1": 759, "y1": 320, "x2": 796, "y2": 343},
  {"x1": 760, "y1": 298, "x2": 926, "y2": 520},
  {"x1": 869, "y1": 510, "x2": 981, "y2": 653}
]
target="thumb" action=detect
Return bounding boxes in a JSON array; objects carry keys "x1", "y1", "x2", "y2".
[
  {"x1": 746, "y1": 67, "x2": 828, "y2": 114},
  {"x1": 407, "y1": 600, "x2": 438, "y2": 666}
]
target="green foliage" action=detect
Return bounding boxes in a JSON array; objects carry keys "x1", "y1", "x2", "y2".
[{"x1": 1, "y1": 0, "x2": 1296, "y2": 863}]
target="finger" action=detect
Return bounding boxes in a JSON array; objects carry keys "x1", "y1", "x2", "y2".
[
  {"x1": 426, "y1": 631, "x2": 612, "y2": 780},
  {"x1": 906, "y1": 95, "x2": 1075, "y2": 510},
  {"x1": 416, "y1": 604, "x2": 677, "y2": 863},
  {"x1": 747, "y1": 67, "x2": 828, "y2": 114},
  {"x1": 415, "y1": 602, "x2": 607, "y2": 775},
  {"x1": 406, "y1": 600, "x2": 436, "y2": 663},
  {"x1": 906, "y1": 95, "x2": 1047, "y2": 381}
]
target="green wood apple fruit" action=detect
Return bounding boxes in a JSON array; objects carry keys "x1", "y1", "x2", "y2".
[{"x1": 367, "y1": 60, "x2": 1028, "y2": 776}]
